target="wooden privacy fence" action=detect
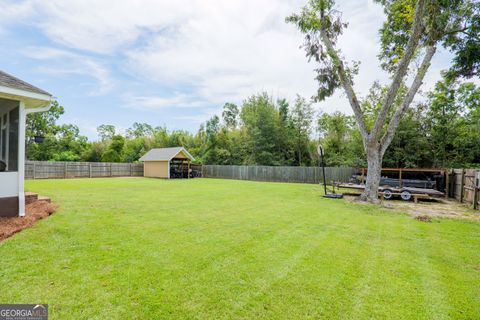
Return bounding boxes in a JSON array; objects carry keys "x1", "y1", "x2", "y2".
[
  {"x1": 451, "y1": 168, "x2": 480, "y2": 209},
  {"x1": 25, "y1": 161, "x2": 143, "y2": 179},
  {"x1": 202, "y1": 165, "x2": 355, "y2": 184}
]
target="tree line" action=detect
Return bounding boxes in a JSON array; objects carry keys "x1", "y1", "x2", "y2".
[{"x1": 26, "y1": 76, "x2": 480, "y2": 168}]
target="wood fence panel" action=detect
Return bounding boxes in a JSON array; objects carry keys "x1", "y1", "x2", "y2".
[
  {"x1": 451, "y1": 168, "x2": 479, "y2": 209},
  {"x1": 463, "y1": 169, "x2": 476, "y2": 203},
  {"x1": 202, "y1": 165, "x2": 355, "y2": 184},
  {"x1": 453, "y1": 169, "x2": 463, "y2": 201},
  {"x1": 25, "y1": 161, "x2": 144, "y2": 179}
]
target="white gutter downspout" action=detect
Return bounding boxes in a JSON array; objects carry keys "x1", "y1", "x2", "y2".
[{"x1": 19, "y1": 100, "x2": 52, "y2": 217}]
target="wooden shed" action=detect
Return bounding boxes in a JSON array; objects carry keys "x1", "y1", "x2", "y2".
[{"x1": 139, "y1": 147, "x2": 195, "y2": 179}]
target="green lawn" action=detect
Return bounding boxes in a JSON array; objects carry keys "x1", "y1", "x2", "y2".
[{"x1": 1, "y1": 178, "x2": 479, "y2": 319}]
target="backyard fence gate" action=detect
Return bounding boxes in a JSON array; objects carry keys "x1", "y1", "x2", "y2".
[{"x1": 451, "y1": 168, "x2": 480, "y2": 209}]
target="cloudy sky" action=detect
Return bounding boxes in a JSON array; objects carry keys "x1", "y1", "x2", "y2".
[{"x1": 0, "y1": 0, "x2": 453, "y2": 140}]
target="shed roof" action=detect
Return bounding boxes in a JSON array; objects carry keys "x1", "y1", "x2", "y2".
[
  {"x1": 139, "y1": 147, "x2": 195, "y2": 162},
  {"x1": 0, "y1": 70, "x2": 51, "y2": 96}
]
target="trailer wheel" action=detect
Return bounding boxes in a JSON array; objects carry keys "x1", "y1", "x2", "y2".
[
  {"x1": 400, "y1": 190, "x2": 412, "y2": 201},
  {"x1": 383, "y1": 189, "x2": 393, "y2": 200}
]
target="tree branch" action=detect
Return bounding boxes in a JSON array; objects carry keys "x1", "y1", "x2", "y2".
[
  {"x1": 444, "y1": 26, "x2": 468, "y2": 35},
  {"x1": 319, "y1": 30, "x2": 369, "y2": 140},
  {"x1": 371, "y1": 0, "x2": 426, "y2": 141},
  {"x1": 380, "y1": 45, "x2": 437, "y2": 155}
]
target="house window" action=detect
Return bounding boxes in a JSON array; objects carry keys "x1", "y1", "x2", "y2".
[
  {"x1": 0, "y1": 113, "x2": 6, "y2": 163},
  {"x1": 8, "y1": 107, "x2": 19, "y2": 171},
  {"x1": 0, "y1": 99, "x2": 19, "y2": 172}
]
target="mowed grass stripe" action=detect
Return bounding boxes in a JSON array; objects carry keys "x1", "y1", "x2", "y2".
[{"x1": 0, "y1": 178, "x2": 478, "y2": 319}]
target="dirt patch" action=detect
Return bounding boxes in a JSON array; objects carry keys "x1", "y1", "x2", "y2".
[
  {"x1": 345, "y1": 196, "x2": 480, "y2": 220},
  {"x1": 0, "y1": 201, "x2": 57, "y2": 241},
  {"x1": 414, "y1": 215, "x2": 433, "y2": 222},
  {"x1": 385, "y1": 198, "x2": 480, "y2": 220}
]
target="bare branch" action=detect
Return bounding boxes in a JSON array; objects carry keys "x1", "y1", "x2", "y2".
[
  {"x1": 319, "y1": 29, "x2": 369, "y2": 139},
  {"x1": 371, "y1": 0, "x2": 426, "y2": 140},
  {"x1": 380, "y1": 45, "x2": 437, "y2": 155}
]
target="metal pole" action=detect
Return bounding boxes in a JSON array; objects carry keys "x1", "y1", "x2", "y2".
[{"x1": 318, "y1": 145, "x2": 327, "y2": 195}]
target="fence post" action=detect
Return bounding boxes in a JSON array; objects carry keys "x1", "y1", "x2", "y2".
[
  {"x1": 89, "y1": 163, "x2": 92, "y2": 178},
  {"x1": 33, "y1": 162, "x2": 36, "y2": 180},
  {"x1": 473, "y1": 186, "x2": 479, "y2": 210},
  {"x1": 110, "y1": 163, "x2": 113, "y2": 177},
  {"x1": 460, "y1": 169, "x2": 465, "y2": 202},
  {"x1": 64, "y1": 162, "x2": 67, "y2": 179},
  {"x1": 130, "y1": 163, "x2": 133, "y2": 176},
  {"x1": 445, "y1": 169, "x2": 450, "y2": 198}
]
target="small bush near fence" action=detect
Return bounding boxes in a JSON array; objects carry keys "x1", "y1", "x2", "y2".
[
  {"x1": 26, "y1": 161, "x2": 143, "y2": 179},
  {"x1": 202, "y1": 165, "x2": 355, "y2": 184}
]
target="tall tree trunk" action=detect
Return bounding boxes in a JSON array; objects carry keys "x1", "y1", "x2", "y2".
[
  {"x1": 360, "y1": 145, "x2": 383, "y2": 203},
  {"x1": 309, "y1": 0, "x2": 436, "y2": 203}
]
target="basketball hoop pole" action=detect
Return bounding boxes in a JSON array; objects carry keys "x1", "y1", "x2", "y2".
[
  {"x1": 317, "y1": 145, "x2": 343, "y2": 199},
  {"x1": 317, "y1": 145, "x2": 327, "y2": 195}
]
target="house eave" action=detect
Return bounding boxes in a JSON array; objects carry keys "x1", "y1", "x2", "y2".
[{"x1": 0, "y1": 85, "x2": 52, "y2": 109}]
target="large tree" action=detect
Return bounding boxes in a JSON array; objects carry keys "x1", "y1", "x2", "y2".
[
  {"x1": 426, "y1": 76, "x2": 480, "y2": 167},
  {"x1": 287, "y1": 0, "x2": 479, "y2": 202},
  {"x1": 290, "y1": 95, "x2": 315, "y2": 166},
  {"x1": 222, "y1": 103, "x2": 240, "y2": 129},
  {"x1": 101, "y1": 135, "x2": 125, "y2": 162},
  {"x1": 317, "y1": 111, "x2": 364, "y2": 167},
  {"x1": 240, "y1": 93, "x2": 283, "y2": 165},
  {"x1": 126, "y1": 122, "x2": 154, "y2": 139},
  {"x1": 97, "y1": 124, "x2": 116, "y2": 141}
]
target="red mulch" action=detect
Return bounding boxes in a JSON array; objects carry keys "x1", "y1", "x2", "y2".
[{"x1": 0, "y1": 201, "x2": 57, "y2": 241}]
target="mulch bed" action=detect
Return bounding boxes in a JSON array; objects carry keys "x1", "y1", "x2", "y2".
[{"x1": 0, "y1": 201, "x2": 57, "y2": 241}]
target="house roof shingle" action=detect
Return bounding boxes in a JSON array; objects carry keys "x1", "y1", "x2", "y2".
[
  {"x1": 139, "y1": 147, "x2": 195, "y2": 162},
  {"x1": 0, "y1": 70, "x2": 51, "y2": 96}
]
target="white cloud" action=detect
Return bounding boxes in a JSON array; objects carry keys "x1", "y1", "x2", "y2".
[
  {"x1": 0, "y1": 1, "x2": 33, "y2": 34},
  {"x1": 23, "y1": 47, "x2": 113, "y2": 95},
  {"x1": 121, "y1": 0, "x2": 404, "y2": 114},
  {"x1": 124, "y1": 0, "x2": 321, "y2": 109},
  {"x1": 21, "y1": 0, "x2": 200, "y2": 54},
  {"x1": 3, "y1": 0, "x2": 455, "y2": 122},
  {"x1": 123, "y1": 93, "x2": 207, "y2": 111}
]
